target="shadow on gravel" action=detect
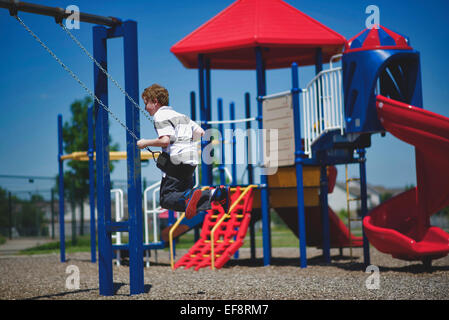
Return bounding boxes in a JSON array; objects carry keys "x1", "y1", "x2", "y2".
[
  {"x1": 111, "y1": 283, "x2": 152, "y2": 297},
  {"x1": 224, "y1": 253, "x2": 356, "y2": 268},
  {"x1": 224, "y1": 255, "x2": 449, "y2": 274},
  {"x1": 25, "y1": 288, "x2": 99, "y2": 300},
  {"x1": 25, "y1": 283, "x2": 152, "y2": 299},
  {"x1": 119, "y1": 259, "x2": 171, "y2": 267}
]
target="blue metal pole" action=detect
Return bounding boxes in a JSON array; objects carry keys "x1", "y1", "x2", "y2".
[
  {"x1": 245, "y1": 92, "x2": 254, "y2": 185},
  {"x1": 229, "y1": 101, "x2": 239, "y2": 259},
  {"x1": 291, "y1": 63, "x2": 308, "y2": 268},
  {"x1": 315, "y1": 48, "x2": 323, "y2": 74},
  {"x1": 123, "y1": 20, "x2": 144, "y2": 295},
  {"x1": 93, "y1": 25, "x2": 113, "y2": 296},
  {"x1": 358, "y1": 148, "x2": 371, "y2": 266},
  {"x1": 315, "y1": 48, "x2": 330, "y2": 263},
  {"x1": 245, "y1": 92, "x2": 256, "y2": 260},
  {"x1": 190, "y1": 91, "x2": 200, "y2": 241},
  {"x1": 198, "y1": 54, "x2": 207, "y2": 188},
  {"x1": 57, "y1": 114, "x2": 65, "y2": 263},
  {"x1": 255, "y1": 47, "x2": 271, "y2": 266},
  {"x1": 315, "y1": 48, "x2": 324, "y2": 129},
  {"x1": 205, "y1": 58, "x2": 213, "y2": 185},
  {"x1": 217, "y1": 98, "x2": 226, "y2": 185},
  {"x1": 230, "y1": 102, "x2": 237, "y2": 185},
  {"x1": 190, "y1": 91, "x2": 197, "y2": 121},
  {"x1": 320, "y1": 161, "x2": 331, "y2": 264},
  {"x1": 88, "y1": 105, "x2": 96, "y2": 263},
  {"x1": 169, "y1": 210, "x2": 176, "y2": 257}
]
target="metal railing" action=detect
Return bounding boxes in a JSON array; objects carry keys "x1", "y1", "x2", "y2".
[
  {"x1": 110, "y1": 189, "x2": 124, "y2": 266},
  {"x1": 301, "y1": 66, "x2": 345, "y2": 157}
]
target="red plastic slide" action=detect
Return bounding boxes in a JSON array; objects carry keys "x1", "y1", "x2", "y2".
[{"x1": 363, "y1": 95, "x2": 449, "y2": 261}]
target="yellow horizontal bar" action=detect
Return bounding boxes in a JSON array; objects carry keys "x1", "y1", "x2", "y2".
[
  {"x1": 213, "y1": 239, "x2": 234, "y2": 243},
  {"x1": 60, "y1": 151, "x2": 159, "y2": 161}
]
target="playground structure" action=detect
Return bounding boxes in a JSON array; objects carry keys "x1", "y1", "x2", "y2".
[{"x1": 3, "y1": 0, "x2": 449, "y2": 297}]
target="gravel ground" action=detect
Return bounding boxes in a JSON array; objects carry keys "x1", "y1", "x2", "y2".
[{"x1": 0, "y1": 246, "x2": 448, "y2": 300}]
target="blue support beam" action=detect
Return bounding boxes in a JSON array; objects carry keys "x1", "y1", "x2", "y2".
[
  {"x1": 57, "y1": 114, "x2": 65, "y2": 263},
  {"x1": 245, "y1": 92, "x2": 254, "y2": 185},
  {"x1": 123, "y1": 20, "x2": 144, "y2": 295},
  {"x1": 169, "y1": 210, "x2": 176, "y2": 257},
  {"x1": 190, "y1": 91, "x2": 200, "y2": 241},
  {"x1": 245, "y1": 92, "x2": 256, "y2": 261},
  {"x1": 205, "y1": 58, "x2": 213, "y2": 185},
  {"x1": 291, "y1": 63, "x2": 308, "y2": 268},
  {"x1": 319, "y1": 160, "x2": 331, "y2": 264},
  {"x1": 198, "y1": 54, "x2": 208, "y2": 187},
  {"x1": 315, "y1": 48, "x2": 323, "y2": 74},
  {"x1": 92, "y1": 20, "x2": 144, "y2": 296},
  {"x1": 229, "y1": 101, "x2": 239, "y2": 259},
  {"x1": 93, "y1": 24, "x2": 113, "y2": 296},
  {"x1": 255, "y1": 47, "x2": 271, "y2": 266},
  {"x1": 358, "y1": 148, "x2": 371, "y2": 266},
  {"x1": 230, "y1": 102, "x2": 237, "y2": 185},
  {"x1": 87, "y1": 105, "x2": 96, "y2": 263},
  {"x1": 217, "y1": 98, "x2": 226, "y2": 185}
]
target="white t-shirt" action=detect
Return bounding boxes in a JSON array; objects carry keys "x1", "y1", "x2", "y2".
[{"x1": 153, "y1": 106, "x2": 202, "y2": 166}]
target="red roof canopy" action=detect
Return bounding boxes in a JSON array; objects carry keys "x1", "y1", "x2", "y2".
[{"x1": 170, "y1": 0, "x2": 346, "y2": 70}]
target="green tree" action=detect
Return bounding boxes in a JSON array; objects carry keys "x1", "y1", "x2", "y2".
[
  {"x1": 380, "y1": 192, "x2": 393, "y2": 203},
  {"x1": 59, "y1": 96, "x2": 119, "y2": 244},
  {"x1": 16, "y1": 194, "x2": 46, "y2": 237}
]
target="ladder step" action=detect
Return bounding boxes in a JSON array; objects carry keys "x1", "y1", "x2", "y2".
[
  {"x1": 202, "y1": 254, "x2": 221, "y2": 258},
  {"x1": 348, "y1": 197, "x2": 361, "y2": 202},
  {"x1": 204, "y1": 239, "x2": 235, "y2": 243},
  {"x1": 346, "y1": 178, "x2": 360, "y2": 182},
  {"x1": 211, "y1": 214, "x2": 243, "y2": 219}
]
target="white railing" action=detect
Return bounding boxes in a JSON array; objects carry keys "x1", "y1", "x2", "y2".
[
  {"x1": 301, "y1": 65, "x2": 344, "y2": 157},
  {"x1": 110, "y1": 188, "x2": 124, "y2": 266}
]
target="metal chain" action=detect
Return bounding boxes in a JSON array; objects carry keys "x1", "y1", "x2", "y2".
[
  {"x1": 14, "y1": 15, "x2": 158, "y2": 159},
  {"x1": 58, "y1": 22, "x2": 154, "y2": 124}
]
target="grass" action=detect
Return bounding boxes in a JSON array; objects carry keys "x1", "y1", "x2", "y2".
[
  {"x1": 18, "y1": 224, "x2": 366, "y2": 255},
  {"x1": 20, "y1": 235, "x2": 93, "y2": 255}
]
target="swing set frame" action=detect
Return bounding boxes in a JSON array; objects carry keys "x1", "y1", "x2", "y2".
[{"x1": 2, "y1": 0, "x2": 145, "y2": 296}]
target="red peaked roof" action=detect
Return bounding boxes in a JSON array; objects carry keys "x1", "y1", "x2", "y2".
[
  {"x1": 170, "y1": 0, "x2": 346, "y2": 70},
  {"x1": 345, "y1": 25, "x2": 412, "y2": 53}
]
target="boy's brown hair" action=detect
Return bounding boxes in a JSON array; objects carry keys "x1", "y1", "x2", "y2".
[{"x1": 142, "y1": 84, "x2": 169, "y2": 106}]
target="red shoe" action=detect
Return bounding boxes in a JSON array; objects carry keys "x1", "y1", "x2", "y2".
[{"x1": 185, "y1": 188, "x2": 202, "y2": 219}]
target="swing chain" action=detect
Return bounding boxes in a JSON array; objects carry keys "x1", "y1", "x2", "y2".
[
  {"x1": 13, "y1": 14, "x2": 159, "y2": 161},
  {"x1": 57, "y1": 22, "x2": 154, "y2": 125}
]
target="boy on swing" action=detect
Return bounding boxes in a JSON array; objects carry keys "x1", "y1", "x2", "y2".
[{"x1": 137, "y1": 84, "x2": 230, "y2": 220}]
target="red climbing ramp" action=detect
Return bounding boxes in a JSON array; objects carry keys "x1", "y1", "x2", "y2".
[
  {"x1": 174, "y1": 186, "x2": 255, "y2": 270},
  {"x1": 363, "y1": 95, "x2": 449, "y2": 261}
]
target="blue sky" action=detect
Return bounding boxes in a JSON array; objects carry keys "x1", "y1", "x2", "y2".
[{"x1": 1, "y1": 0, "x2": 449, "y2": 195}]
